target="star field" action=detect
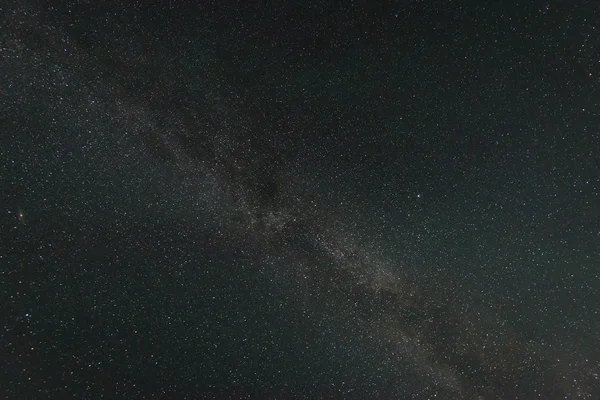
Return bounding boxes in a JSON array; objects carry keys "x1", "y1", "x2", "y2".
[{"x1": 1, "y1": 1, "x2": 599, "y2": 398}]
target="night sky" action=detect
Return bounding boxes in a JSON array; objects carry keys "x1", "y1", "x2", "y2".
[{"x1": 2, "y1": 1, "x2": 599, "y2": 398}]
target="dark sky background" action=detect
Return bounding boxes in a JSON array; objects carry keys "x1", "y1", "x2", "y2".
[{"x1": 1, "y1": 1, "x2": 599, "y2": 398}]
